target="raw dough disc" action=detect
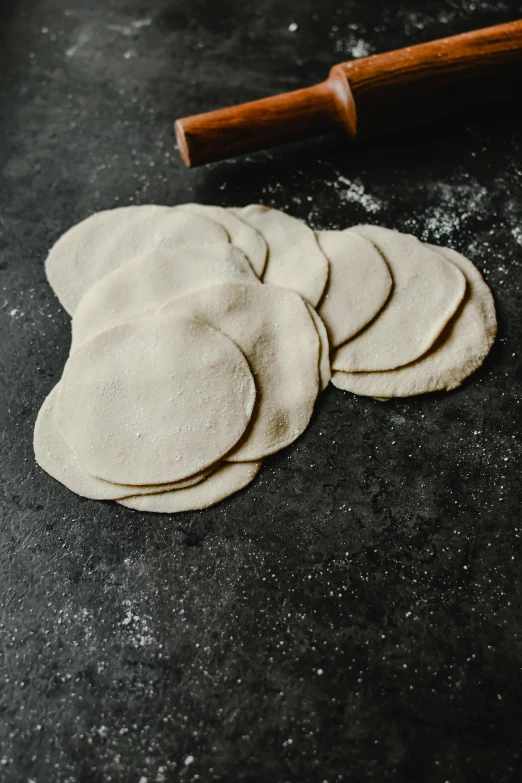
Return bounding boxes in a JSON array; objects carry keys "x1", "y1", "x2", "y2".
[
  {"x1": 178, "y1": 203, "x2": 267, "y2": 277},
  {"x1": 160, "y1": 282, "x2": 320, "y2": 461},
  {"x1": 332, "y1": 225, "x2": 467, "y2": 372},
  {"x1": 45, "y1": 205, "x2": 229, "y2": 315},
  {"x1": 231, "y1": 205, "x2": 329, "y2": 307},
  {"x1": 118, "y1": 460, "x2": 262, "y2": 513},
  {"x1": 55, "y1": 315, "x2": 256, "y2": 485},
  {"x1": 316, "y1": 230, "x2": 393, "y2": 347},
  {"x1": 306, "y1": 303, "x2": 331, "y2": 392},
  {"x1": 71, "y1": 244, "x2": 260, "y2": 351},
  {"x1": 34, "y1": 385, "x2": 213, "y2": 500},
  {"x1": 331, "y1": 245, "x2": 497, "y2": 398}
]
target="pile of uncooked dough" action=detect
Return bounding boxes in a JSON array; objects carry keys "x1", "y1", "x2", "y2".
[{"x1": 34, "y1": 204, "x2": 497, "y2": 512}]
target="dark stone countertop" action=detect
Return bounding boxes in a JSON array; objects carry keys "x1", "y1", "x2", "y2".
[{"x1": 1, "y1": 1, "x2": 522, "y2": 781}]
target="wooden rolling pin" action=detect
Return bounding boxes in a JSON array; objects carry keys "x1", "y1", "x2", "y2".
[{"x1": 175, "y1": 19, "x2": 522, "y2": 167}]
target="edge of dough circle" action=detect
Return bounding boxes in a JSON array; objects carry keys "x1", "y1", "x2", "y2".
[
  {"x1": 160, "y1": 281, "x2": 321, "y2": 461},
  {"x1": 55, "y1": 314, "x2": 257, "y2": 486}
]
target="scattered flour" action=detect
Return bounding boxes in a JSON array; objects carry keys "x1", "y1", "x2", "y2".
[
  {"x1": 66, "y1": 16, "x2": 151, "y2": 59},
  {"x1": 3, "y1": 301, "x2": 25, "y2": 320},
  {"x1": 380, "y1": 4, "x2": 510, "y2": 36},
  {"x1": 338, "y1": 37, "x2": 371, "y2": 58},
  {"x1": 325, "y1": 170, "x2": 382, "y2": 214},
  {"x1": 66, "y1": 31, "x2": 91, "y2": 59},
  {"x1": 332, "y1": 4, "x2": 510, "y2": 59},
  {"x1": 119, "y1": 600, "x2": 156, "y2": 648},
  {"x1": 401, "y1": 179, "x2": 490, "y2": 242},
  {"x1": 330, "y1": 26, "x2": 372, "y2": 58},
  {"x1": 107, "y1": 19, "x2": 152, "y2": 37},
  {"x1": 335, "y1": 176, "x2": 382, "y2": 213},
  {"x1": 132, "y1": 19, "x2": 152, "y2": 30}
]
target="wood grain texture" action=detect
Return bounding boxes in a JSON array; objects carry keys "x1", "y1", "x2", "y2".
[
  {"x1": 175, "y1": 74, "x2": 356, "y2": 168},
  {"x1": 339, "y1": 18, "x2": 522, "y2": 135},
  {"x1": 175, "y1": 19, "x2": 522, "y2": 167}
]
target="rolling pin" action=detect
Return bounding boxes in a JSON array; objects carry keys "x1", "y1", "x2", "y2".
[{"x1": 175, "y1": 19, "x2": 522, "y2": 167}]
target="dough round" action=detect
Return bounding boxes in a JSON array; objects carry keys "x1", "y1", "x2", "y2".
[
  {"x1": 331, "y1": 245, "x2": 497, "y2": 398},
  {"x1": 118, "y1": 460, "x2": 262, "y2": 513},
  {"x1": 34, "y1": 385, "x2": 213, "y2": 499},
  {"x1": 231, "y1": 205, "x2": 329, "y2": 307},
  {"x1": 316, "y1": 230, "x2": 393, "y2": 347},
  {"x1": 332, "y1": 226, "x2": 467, "y2": 372},
  {"x1": 45, "y1": 205, "x2": 229, "y2": 314},
  {"x1": 306, "y1": 304, "x2": 331, "y2": 392},
  {"x1": 71, "y1": 244, "x2": 260, "y2": 351},
  {"x1": 160, "y1": 282, "x2": 320, "y2": 461},
  {"x1": 178, "y1": 203, "x2": 267, "y2": 277},
  {"x1": 55, "y1": 315, "x2": 256, "y2": 485}
]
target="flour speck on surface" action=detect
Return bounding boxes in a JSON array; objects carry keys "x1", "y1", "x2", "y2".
[
  {"x1": 330, "y1": 23, "x2": 372, "y2": 58},
  {"x1": 65, "y1": 31, "x2": 91, "y2": 58},
  {"x1": 324, "y1": 168, "x2": 382, "y2": 214},
  {"x1": 512, "y1": 226, "x2": 522, "y2": 246}
]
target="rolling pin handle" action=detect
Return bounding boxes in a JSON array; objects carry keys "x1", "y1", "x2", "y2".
[{"x1": 175, "y1": 70, "x2": 356, "y2": 168}]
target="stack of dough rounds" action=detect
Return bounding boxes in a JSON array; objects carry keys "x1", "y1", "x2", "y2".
[
  {"x1": 329, "y1": 226, "x2": 496, "y2": 398},
  {"x1": 36, "y1": 204, "x2": 497, "y2": 513}
]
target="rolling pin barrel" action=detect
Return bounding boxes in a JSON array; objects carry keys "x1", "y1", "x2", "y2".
[
  {"x1": 175, "y1": 19, "x2": 522, "y2": 168},
  {"x1": 340, "y1": 18, "x2": 522, "y2": 135}
]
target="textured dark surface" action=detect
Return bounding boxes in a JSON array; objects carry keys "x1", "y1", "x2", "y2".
[{"x1": 1, "y1": 1, "x2": 522, "y2": 781}]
